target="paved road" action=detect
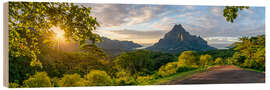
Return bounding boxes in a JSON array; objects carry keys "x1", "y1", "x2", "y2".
[{"x1": 169, "y1": 65, "x2": 265, "y2": 84}]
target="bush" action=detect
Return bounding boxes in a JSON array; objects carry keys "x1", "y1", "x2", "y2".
[
  {"x1": 178, "y1": 51, "x2": 199, "y2": 67},
  {"x1": 9, "y1": 82, "x2": 20, "y2": 88},
  {"x1": 84, "y1": 70, "x2": 113, "y2": 86},
  {"x1": 200, "y1": 54, "x2": 213, "y2": 70},
  {"x1": 214, "y1": 57, "x2": 224, "y2": 65},
  {"x1": 136, "y1": 75, "x2": 153, "y2": 85},
  {"x1": 200, "y1": 54, "x2": 213, "y2": 65},
  {"x1": 177, "y1": 66, "x2": 196, "y2": 72},
  {"x1": 158, "y1": 62, "x2": 179, "y2": 77},
  {"x1": 23, "y1": 72, "x2": 52, "y2": 87},
  {"x1": 115, "y1": 70, "x2": 136, "y2": 85},
  {"x1": 58, "y1": 73, "x2": 85, "y2": 87}
]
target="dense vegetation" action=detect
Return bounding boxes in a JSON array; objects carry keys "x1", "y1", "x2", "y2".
[{"x1": 8, "y1": 2, "x2": 264, "y2": 88}]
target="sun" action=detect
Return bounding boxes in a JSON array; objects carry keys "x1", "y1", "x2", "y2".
[
  {"x1": 56, "y1": 30, "x2": 64, "y2": 39},
  {"x1": 52, "y1": 27, "x2": 65, "y2": 40}
]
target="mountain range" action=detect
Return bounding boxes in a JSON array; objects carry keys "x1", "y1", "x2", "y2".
[{"x1": 89, "y1": 24, "x2": 216, "y2": 56}]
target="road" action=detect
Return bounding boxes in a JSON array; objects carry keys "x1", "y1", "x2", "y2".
[{"x1": 168, "y1": 65, "x2": 265, "y2": 84}]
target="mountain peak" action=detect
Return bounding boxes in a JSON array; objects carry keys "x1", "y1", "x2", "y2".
[
  {"x1": 171, "y1": 24, "x2": 186, "y2": 32},
  {"x1": 147, "y1": 24, "x2": 216, "y2": 53},
  {"x1": 164, "y1": 24, "x2": 189, "y2": 40}
]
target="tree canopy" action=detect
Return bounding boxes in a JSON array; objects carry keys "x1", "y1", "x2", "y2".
[
  {"x1": 223, "y1": 6, "x2": 249, "y2": 23},
  {"x1": 9, "y1": 2, "x2": 100, "y2": 67}
]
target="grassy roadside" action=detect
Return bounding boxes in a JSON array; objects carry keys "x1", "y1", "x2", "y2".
[
  {"x1": 147, "y1": 65, "x2": 218, "y2": 85},
  {"x1": 148, "y1": 69, "x2": 201, "y2": 85}
]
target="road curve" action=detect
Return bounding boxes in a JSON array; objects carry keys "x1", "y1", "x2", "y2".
[{"x1": 168, "y1": 65, "x2": 265, "y2": 84}]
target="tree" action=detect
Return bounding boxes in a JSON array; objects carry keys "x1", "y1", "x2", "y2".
[
  {"x1": 84, "y1": 70, "x2": 113, "y2": 86},
  {"x1": 254, "y1": 47, "x2": 265, "y2": 71},
  {"x1": 231, "y1": 35, "x2": 265, "y2": 71},
  {"x1": 114, "y1": 50, "x2": 154, "y2": 75},
  {"x1": 8, "y1": 2, "x2": 100, "y2": 67},
  {"x1": 150, "y1": 52, "x2": 178, "y2": 70},
  {"x1": 178, "y1": 51, "x2": 199, "y2": 67},
  {"x1": 214, "y1": 57, "x2": 224, "y2": 65},
  {"x1": 158, "y1": 62, "x2": 179, "y2": 77},
  {"x1": 223, "y1": 6, "x2": 249, "y2": 23},
  {"x1": 9, "y1": 55, "x2": 41, "y2": 85},
  {"x1": 58, "y1": 73, "x2": 85, "y2": 87},
  {"x1": 200, "y1": 54, "x2": 213, "y2": 69},
  {"x1": 23, "y1": 72, "x2": 52, "y2": 87}
]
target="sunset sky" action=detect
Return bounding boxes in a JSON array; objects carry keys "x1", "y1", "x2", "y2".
[{"x1": 79, "y1": 3, "x2": 265, "y2": 48}]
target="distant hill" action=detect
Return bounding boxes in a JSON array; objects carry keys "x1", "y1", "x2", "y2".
[
  {"x1": 146, "y1": 24, "x2": 216, "y2": 53},
  {"x1": 95, "y1": 37, "x2": 142, "y2": 56}
]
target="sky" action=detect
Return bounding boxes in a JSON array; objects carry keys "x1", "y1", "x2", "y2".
[{"x1": 79, "y1": 3, "x2": 265, "y2": 48}]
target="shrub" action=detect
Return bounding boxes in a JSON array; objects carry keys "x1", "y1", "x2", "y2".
[
  {"x1": 200, "y1": 54, "x2": 213, "y2": 70},
  {"x1": 158, "y1": 62, "x2": 178, "y2": 77},
  {"x1": 58, "y1": 73, "x2": 85, "y2": 87},
  {"x1": 178, "y1": 51, "x2": 199, "y2": 67},
  {"x1": 214, "y1": 57, "x2": 224, "y2": 65},
  {"x1": 23, "y1": 72, "x2": 52, "y2": 87},
  {"x1": 115, "y1": 70, "x2": 136, "y2": 85},
  {"x1": 9, "y1": 82, "x2": 20, "y2": 88},
  {"x1": 136, "y1": 75, "x2": 153, "y2": 85},
  {"x1": 84, "y1": 70, "x2": 113, "y2": 86},
  {"x1": 177, "y1": 66, "x2": 196, "y2": 72},
  {"x1": 200, "y1": 54, "x2": 213, "y2": 65}
]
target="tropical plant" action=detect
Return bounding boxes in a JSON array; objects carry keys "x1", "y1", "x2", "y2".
[
  {"x1": 199, "y1": 54, "x2": 213, "y2": 69},
  {"x1": 23, "y1": 72, "x2": 52, "y2": 87},
  {"x1": 178, "y1": 51, "x2": 199, "y2": 67},
  {"x1": 214, "y1": 57, "x2": 224, "y2": 65},
  {"x1": 114, "y1": 50, "x2": 154, "y2": 75},
  {"x1": 9, "y1": 82, "x2": 20, "y2": 88},
  {"x1": 9, "y1": 2, "x2": 100, "y2": 67},
  {"x1": 158, "y1": 62, "x2": 179, "y2": 77},
  {"x1": 57, "y1": 73, "x2": 85, "y2": 87},
  {"x1": 84, "y1": 70, "x2": 113, "y2": 86}
]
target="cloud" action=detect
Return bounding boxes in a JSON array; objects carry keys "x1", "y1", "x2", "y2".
[
  {"x1": 211, "y1": 7, "x2": 223, "y2": 16},
  {"x1": 79, "y1": 4, "x2": 168, "y2": 28},
  {"x1": 95, "y1": 29, "x2": 168, "y2": 45},
  {"x1": 204, "y1": 36, "x2": 239, "y2": 44},
  {"x1": 79, "y1": 4, "x2": 264, "y2": 48}
]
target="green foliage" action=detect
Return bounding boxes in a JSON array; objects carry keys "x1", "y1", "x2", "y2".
[
  {"x1": 198, "y1": 49, "x2": 235, "y2": 60},
  {"x1": 9, "y1": 82, "x2": 20, "y2": 88},
  {"x1": 9, "y1": 2, "x2": 100, "y2": 67},
  {"x1": 114, "y1": 50, "x2": 154, "y2": 75},
  {"x1": 84, "y1": 70, "x2": 113, "y2": 86},
  {"x1": 199, "y1": 54, "x2": 213, "y2": 69},
  {"x1": 115, "y1": 70, "x2": 136, "y2": 85},
  {"x1": 254, "y1": 47, "x2": 265, "y2": 70},
  {"x1": 9, "y1": 56, "x2": 41, "y2": 85},
  {"x1": 158, "y1": 62, "x2": 179, "y2": 77},
  {"x1": 223, "y1": 6, "x2": 249, "y2": 23},
  {"x1": 231, "y1": 35, "x2": 265, "y2": 71},
  {"x1": 23, "y1": 72, "x2": 52, "y2": 87},
  {"x1": 214, "y1": 57, "x2": 224, "y2": 65},
  {"x1": 178, "y1": 51, "x2": 199, "y2": 67},
  {"x1": 58, "y1": 73, "x2": 85, "y2": 87},
  {"x1": 40, "y1": 49, "x2": 110, "y2": 78},
  {"x1": 136, "y1": 75, "x2": 154, "y2": 85},
  {"x1": 200, "y1": 54, "x2": 213, "y2": 65},
  {"x1": 150, "y1": 52, "x2": 178, "y2": 70}
]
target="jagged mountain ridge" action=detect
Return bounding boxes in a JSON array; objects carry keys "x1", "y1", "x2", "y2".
[
  {"x1": 146, "y1": 24, "x2": 216, "y2": 53},
  {"x1": 95, "y1": 37, "x2": 142, "y2": 56}
]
